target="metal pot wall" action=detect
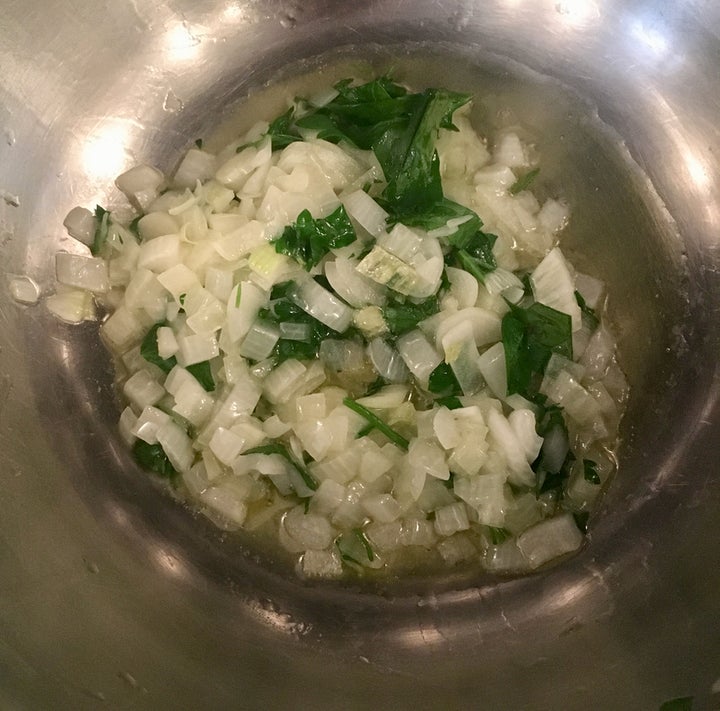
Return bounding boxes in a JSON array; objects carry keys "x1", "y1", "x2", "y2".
[{"x1": 1, "y1": 1, "x2": 719, "y2": 708}]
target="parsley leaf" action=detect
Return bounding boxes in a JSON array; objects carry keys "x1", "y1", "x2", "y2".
[
  {"x1": 267, "y1": 106, "x2": 303, "y2": 150},
  {"x1": 259, "y1": 281, "x2": 357, "y2": 364},
  {"x1": 488, "y1": 526, "x2": 511, "y2": 545},
  {"x1": 91, "y1": 205, "x2": 110, "y2": 256},
  {"x1": 336, "y1": 528, "x2": 375, "y2": 566},
  {"x1": 272, "y1": 205, "x2": 356, "y2": 270},
  {"x1": 382, "y1": 294, "x2": 439, "y2": 337},
  {"x1": 343, "y1": 397, "x2": 409, "y2": 450},
  {"x1": 502, "y1": 301, "x2": 573, "y2": 397},
  {"x1": 428, "y1": 362, "x2": 463, "y2": 397},
  {"x1": 133, "y1": 440, "x2": 177, "y2": 480},
  {"x1": 140, "y1": 323, "x2": 177, "y2": 374},
  {"x1": 509, "y1": 167, "x2": 540, "y2": 195},
  {"x1": 583, "y1": 459, "x2": 601, "y2": 485},
  {"x1": 575, "y1": 290, "x2": 600, "y2": 330},
  {"x1": 436, "y1": 395, "x2": 463, "y2": 410},
  {"x1": 141, "y1": 323, "x2": 214, "y2": 392},
  {"x1": 186, "y1": 361, "x2": 215, "y2": 392}
]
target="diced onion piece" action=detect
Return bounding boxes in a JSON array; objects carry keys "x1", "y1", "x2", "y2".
[
  {"x1": 115, "y1": 164, "x2": 166, "y2": 213},
  {"x1": 361, "y1": 494, "x2": 402, "y2": 523},
  {"x1": 263, "y1": 359, "x2": 307, "y2": 404},
  {"x1": 538, "y1": 198, "x2": 569, "y2": 233},
  {"x1": 283, "y1": 506, "x2": 335, "y2": 550},
  {"x1": 440, "y1": 320, "x2": 483, "y2": 395},
  {"x1": 55, "y1": 253, "x2": 110, "y2": 293},
  {"x1": 173, "y1": 148, "x2": 217, "y2": 189},
  {"x1": 445, "y1": 266, "x2": 478, "y2": 309},
  {"x1": 516, "y1": 514, "x2": 583, "y2": 569},
  {"x1": 300, "y1": 549, "x2": 343, "y2": 578},
  {"x1": 530, "y1": 247, "x2": 581, "y2": 331},
  {"x1": 225, "y1": 281, "x2": 267, "y2": 343},
  {"x1": 137, "y1": 234, "x2": 182, "y2": 273},
  {"x1": 396, "y1": 329, "x2": 442, "y2": 388},
  {"x1": 157, "y1": 264, "x2": 201, "y2": 301},
  {"x1": 434, "y1": 502, "x2": 470, "y2": 536},
  {"x1": 494, "y1": 132, "x2": 528, "y2": 168},
  {"x1": 137, "y1": 212, "x2": 179, "y2": 241},
  {"x1": 367, "y1": 338, "x2": 409, "y2": 383},
  {"x1": 408, "y1": 439, "x2": 450, "y2": 481},
  {"x1": 101, "y1": 305, "x2": 148, "y2": 350},
  {"x1": 132, "y1": 405, "x2": 171, "y2": 444},
  {"x1": 46, "y1": 286, "x2": 96, "y2": 323},
  {"x1": 156, "y1": 420, "x2": 194, "y2": 473},
  {"x1": 454, "y1": 473, "x2": 507, "y2": 527},
  {"x1": 342, "y1": 189, "x2": 388, "y2": 237},
  {"x1": 288, "y1": 278, "x2": 353, "y2": 333},
  {"x1": 486, "y1": 408, "x2": 535, "y2": 487},
  {"x1": 123, "y1": 369, "x2": 165, "y2": 410},
  {"x1": 356, "y1": 384, "x2": 410, "y2": 410},
  {"x1": 8, "y1": 275, "x2": 40, "y2": 304},
  {"x1": 478, "y1": 342, "x2": 507, "y2": 399},
  {"x1": 63, "y1": 206, "x2": 96, "y2": 245},
  {"x1": 238, "y1": 319, "x2": 280, "y2": 361},
  {"x1": 176, "y1": 333, "x2": 219, "y2": 366},
  {"x1": 508, "y1": 408, "x2": 543, "y2": 464},
  {"x1": 356, "y1": 246, "x2": 436, "y2": 299},
  {"x1": 325, "y1": 257, "x2": 386, "y2": 308}
]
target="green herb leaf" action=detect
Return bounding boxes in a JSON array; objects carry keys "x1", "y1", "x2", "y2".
[
  {"x1": 140, "y1": 323, "x2": 177, "y2": 374},
  {"x1": 573, "y1": 511, "x2": 590, "y2": 533},
  {"x1": 272, "y1": 205, "x2": 357, "y2": 270},
  {"x1": 267, "y1": 106, "x2": 303, "y2": 150},
  {"x1": 575, "y1": 290, "x2": 600, "y2": 330},
  {"x1": 336, "y1": 528, "x2": 375, "y2": 566},
  {"x1": 436, "y1": 395, "x2": 464, "y2": 410},
  {"x1": 186, "y1": 361, "x2": 215, "y2": 392},
  {"x1": 91, "y1": 205, "x2": 110, "y2": 256},
  {"x1": 194, "y1": 138, "x2": 203, "y2": 149},
  {"x1": 244, "y1": 443, "x2": 318, "y2": 492},
  {"x1": 382, "y1": 295, "x2": 439, "y2": 337},
  {"x1": 133, "y1": 440, "x2": 177, "y2": 479},
  {"x1": 376, "y1": 88, "x2": 471, "y2": 216},
  {"x1": 583, "y1": 459, "x2": 601, "y2": 485},
  {"x1": 509, "y1": 167, "x2": 540, "y2": 195},
  {"x1": 260, "y1": 281, "x2": 358, "y2": 364},
  {"x1": 488, "y1": 526, "x2": 511, "y2": 545},
  {"x1": 428, "y1": 362, "x2": 463, "y2": 397},
  {"x1": 343, "y1": 397, "x2": 409, "y2": 450},
  {"x1": 502, "y1": 301, "x2": 573, "y2": 397}
]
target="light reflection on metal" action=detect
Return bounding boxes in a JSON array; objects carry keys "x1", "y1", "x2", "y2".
[
  {"x1": 81, "y1": 120, "x2": 131, "y2": 181},
  {"x1": 630, "y1": 20, "x2": 669, "y2": 58},
  {"x1": 553, "y1": 0, "x2": 599, "y2": 29},
  {"x1": 165, "y1": 22, "x2": 203, "y2": 63}
]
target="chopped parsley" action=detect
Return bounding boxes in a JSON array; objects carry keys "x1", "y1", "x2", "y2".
[
  {"x1": 583, "y1": 459, "x2": 601, "y2": 485},
  {"x1": 132, "y1": 440, "x2": 177, "y2": 480},
  {"x1": 382, "y1": 294, "x2": 439, "y2": 337},
  {"x1": 509, "y1": 167, "x2": 540, "y2": 195},
  {"x1": 272, "y1": 205, "x2": 356, "y2": 270},
  {"x1": 343, "y1": 397, "x2": 409, "y2": 450},
  {"x1": 502, "y1": 301, "x2": 573, "y2": 397},
  {"x1": 91, "y1": 205, "x2": 110, "y2": 256},
  {"x1": 575, "y1": 290, "x2": 600, "y2": 330},
  {"x1": 428, "y1": 362, "x2": 463, "y2": 397},
  {"x1": 140, "y1": 323, "x2": 215, "y2": 391}
]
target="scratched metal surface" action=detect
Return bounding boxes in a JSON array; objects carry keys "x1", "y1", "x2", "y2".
[{"x1": 0, "y1": 0, "x2": 719, "y2": 709}]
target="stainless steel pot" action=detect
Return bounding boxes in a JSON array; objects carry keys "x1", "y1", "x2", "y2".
[{"x1": 1, "y1": 1, "x2": 719, "y2": 708}]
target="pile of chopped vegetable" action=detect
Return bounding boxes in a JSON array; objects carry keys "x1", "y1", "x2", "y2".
[{"x1": 51, "y1": 77, "x2": 628, "y2": 578}]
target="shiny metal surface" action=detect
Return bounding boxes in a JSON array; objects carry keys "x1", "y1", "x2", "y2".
[{"x1": 1, "y1": 1, "x2": 719, "y2": 708}]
